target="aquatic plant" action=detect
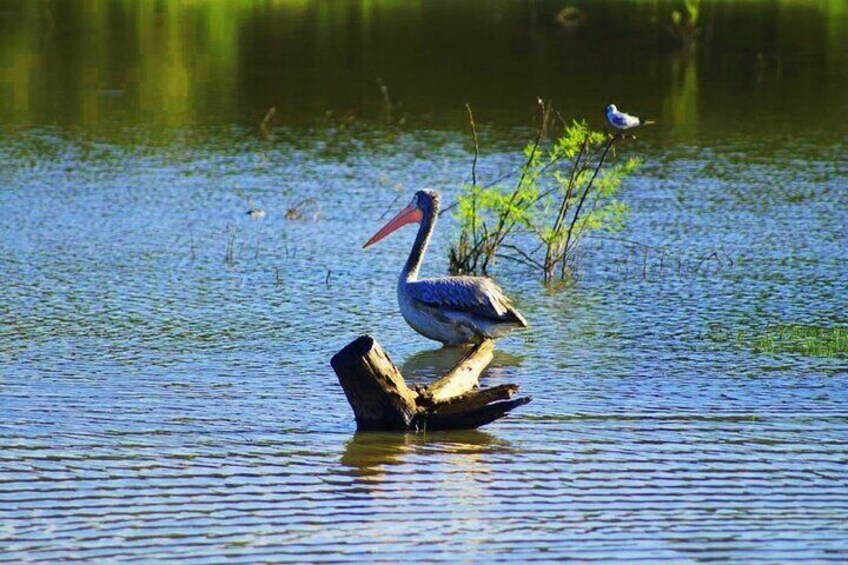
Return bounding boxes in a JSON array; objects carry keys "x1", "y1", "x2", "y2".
[
  {"x1": 259, "y1": 106, "x2": 277, "y2": 140},
  {"x1": 752, "y1": 324, "x2": 848, "y2": 358},
  {"x1": 708, "y1": 323, "x2": 848, "y2": 358},
  {"x1": 225, "y1": 224, "x2": 237, "y2": 266},
  {"x1": 285, "y1": 198, "x2": 321, "y2": 221},
  {"x1": 449, "y1": 101, "x2": 640, "y2": 283}
]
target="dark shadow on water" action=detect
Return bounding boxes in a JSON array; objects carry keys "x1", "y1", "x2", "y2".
[
  {"x1": 340, "y1": 429, "x2": 513, "y2": 483},
  {"x1": 401, "y1": 346, "x2": 524, "y2": 388}
]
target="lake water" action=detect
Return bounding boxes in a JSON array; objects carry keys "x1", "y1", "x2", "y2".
[{"x1": 1, "y1": 1, "x2": 847, "y2": 563}]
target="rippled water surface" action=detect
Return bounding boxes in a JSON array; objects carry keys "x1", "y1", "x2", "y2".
[{"x1": 2, "y1": 1, "x2": 848, "y2": 563}]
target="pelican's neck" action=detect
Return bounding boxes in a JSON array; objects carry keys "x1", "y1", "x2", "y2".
[{"x1": 402, "y1": 204, "x2": 437, "y2": 282}]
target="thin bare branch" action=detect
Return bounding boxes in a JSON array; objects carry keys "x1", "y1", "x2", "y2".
[
  {"x1": 466, "y1": 103, "x2": 480, "y2": 244},
  {"x1": 483, "y1": 98, "x2": 550, "y2": 272},
  {"x1": 465, "y1": 104, "x2": 480, "y2": 188},
  {"x1": 496, "y1": 251, "x2": 545, "y2": 271},
  {"x1": 560, "y1": 134, "x2": 619, "y2": 274},
  {"x1": 545, "y1": 134, "x2": 590, "y2": 272},
  {"x1": 499, "y1": 243, "x2": 546, "y2": 270}
]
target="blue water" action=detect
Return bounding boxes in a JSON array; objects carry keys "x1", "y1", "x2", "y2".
[
  {"x1": 2, "y1": 0, "x2": 848, "y2": 561},
  {"x1": 1, "y1": 125, "x2": 846, "y2": 562}
]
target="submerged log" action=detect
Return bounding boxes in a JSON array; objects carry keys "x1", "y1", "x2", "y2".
[{"x1": 331, "y1": 335, "x2": 531, "y2": 431}]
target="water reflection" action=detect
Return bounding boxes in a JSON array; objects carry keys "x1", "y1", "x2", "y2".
[
  {"x1": 0, "y1": 1, "x2": 845, "y2": 135},
  {"x1": 664, "y1": 54, "x2": 698, "y2": 137},
  {"x1": 340, "y1": 430, "x2": 511, "y2": 482},
  {"x1": 401, "y1": 346, "x2": 524, "y2": 387}
]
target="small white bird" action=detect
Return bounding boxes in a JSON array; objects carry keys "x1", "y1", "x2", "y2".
[{"x1": 605, "y1": 104, "x2": 655, "y2": 131}]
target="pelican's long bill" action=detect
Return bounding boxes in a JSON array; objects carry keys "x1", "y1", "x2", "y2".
[{"x1": 363, "y1": 204, "x2": 423, "y2": 249}]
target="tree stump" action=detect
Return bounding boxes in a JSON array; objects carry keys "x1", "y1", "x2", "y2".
[{"x1": 331, "y1": 335, "x2": 531, "y2": 431}]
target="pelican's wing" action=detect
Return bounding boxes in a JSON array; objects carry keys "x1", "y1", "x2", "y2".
[{"x1": 407, "y1": 276, "x2": 528, "y2": 326}]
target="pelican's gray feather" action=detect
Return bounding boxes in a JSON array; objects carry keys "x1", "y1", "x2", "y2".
[{"x1": 407, "y1": 276, "x2": 528, "y2": 326}]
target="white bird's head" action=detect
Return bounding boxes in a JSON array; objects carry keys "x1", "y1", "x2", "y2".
[
  {"x1": 363, "y1": 190, "x2": 440, "y2": 249},
  {"x1": 606, "y1": 104, "x2": 618, "y2": 114}
]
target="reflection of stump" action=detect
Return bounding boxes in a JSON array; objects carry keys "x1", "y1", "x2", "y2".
[
  {"x1": 341, "y1": 430, "x2": 505, "y2": 479},
  {"x1": 331, "y1": 335, "x2": 531, "y2": 431}
]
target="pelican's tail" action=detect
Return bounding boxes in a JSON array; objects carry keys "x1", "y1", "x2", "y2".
[
  {"x1": 640, "y1": 119, "x2": 657, "y2": 126},
  {"x1": 506, "y1": 305, "x2": 529, "y2": 328}
]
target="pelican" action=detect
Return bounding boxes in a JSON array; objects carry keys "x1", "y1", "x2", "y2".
[
  {"x1": 363, "y1": 190, "x2": 528, "y2": 347},
  {"x1": 605, "y1": 104, "x2": 655, "y2": 131}
]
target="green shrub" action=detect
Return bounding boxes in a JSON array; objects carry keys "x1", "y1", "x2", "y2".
[{"x1": 450, "y1": 102, "x2": 641, "y2": 283}]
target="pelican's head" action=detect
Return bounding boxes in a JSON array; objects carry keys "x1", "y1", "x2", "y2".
[
  {"x1": 363, "y1": 189, "x2": 440, "y2": 249},
  {"x1": 414, "y1": 189, "x2": 440, "y2": 216},
  {"x1": 606, "y1": 104, "x2": 617, "y2": 114}
]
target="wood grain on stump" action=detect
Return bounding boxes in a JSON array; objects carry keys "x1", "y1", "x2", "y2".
[{"x1": 331, "y1": 335, "x2": 530, "y2": 431}]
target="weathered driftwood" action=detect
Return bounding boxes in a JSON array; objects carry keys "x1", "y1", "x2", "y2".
[
  {"x1": 330, "y1": 336, "x2": 419, "y2": 430},
  {"x1": 331, "y1": 335, "x2": 531, "y2": 431},
  {"x1": 419, "y1": 339, "x2": 495, "y2": 404}
]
